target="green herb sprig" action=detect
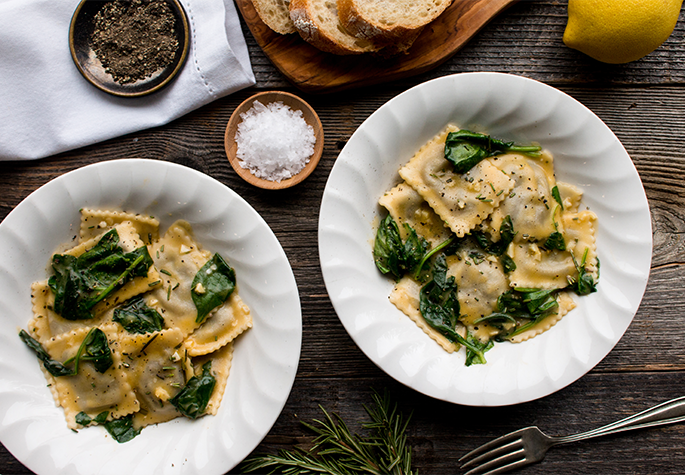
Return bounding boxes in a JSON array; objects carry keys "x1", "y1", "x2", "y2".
[{"x1": 240, "y1": 390, "x2": 415, "y2": 475}]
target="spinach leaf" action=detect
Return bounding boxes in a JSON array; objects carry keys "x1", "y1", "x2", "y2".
[
  {"x1": 19, "y1": 327, "x2": 112, "y2": 376},
  {"x1": 72, "y1": 327, "x2": 113, "y2": 374},
  {"x1": 402, "y1": 224, "x2": 428, "y2": 275},
  {"x1": 19, "y1": 330, "x2": 74, "y2": 377},
  {"x1": 480, "y1": 288, "x2": 560, "y2": 340},
  {"x1": 192, "y1": 253, "x2": 236, "y2": 323},
  {"x1": 473, "y1": 215, "x2": 517, "y2": 272},
  {"x1": 551, "y1": 185, "x2": 564, "y2": 209},
  {"x1": 48, "y1": 229, "x2": 154, "y2": 321},
  {"x1": 568, "y1": 248, "x2": 598, "y2": 296},
  {"x1": 413, "y1": 235, "x2": 456, "y2": 280},
  {"x1": 113, "y1": 296, "x2": 165, "y2": 334},
  {"x1": 500, "y1": 254, "x2": 517, "y2": 273},
  {"x1": 61, "y1": 328, "x2": 113, "y2": 374},
  {"x1": 170, "y1": 361, "x2": 216, "y2": 419},
  {"x1": 373, "y1": 214, "x2": 404, "y2": 279},
  {"x1": 543, "y1": 231, "x2": 566, "y2": 251},
  {"x1": 474, "y1": 215, "x2": 516, "y2": 256},
  {"x1": 75, "y1": 411, "x2": 109, "y2": 426},
  {"x1": 373, "y1": 214, "x2": 429, "y2": 281},
  {"x1": 444, "y1": 130, "x2": 542, "y2": 174},
  {"x1": 418, "y1": 255, "x2": 489, "y2": 364},
  {"x1": 464, "y1": 334, "x2": 494, "y2": 366},
  {"x1": 104, "y1": 415, "x2": 141, "y2": 443}
]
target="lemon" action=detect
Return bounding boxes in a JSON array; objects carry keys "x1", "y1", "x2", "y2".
[{"x1": 563, "y1": 0, "x2": 682, "y2": 64}]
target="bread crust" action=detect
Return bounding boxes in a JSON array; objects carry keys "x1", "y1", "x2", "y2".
[
  {"x1": 289, "y1": 0, "x2": 378, "y2": 55},
  {"x1": 338, "y1": 0, "x2": 452, "y2": 45},
  {"x1": 251, "y1": 0, "x2": 296, "y2": 34}
]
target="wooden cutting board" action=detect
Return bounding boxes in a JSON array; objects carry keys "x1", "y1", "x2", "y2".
[{"x1": 234, "y1": 0, "x2": 519, "y2": 93}]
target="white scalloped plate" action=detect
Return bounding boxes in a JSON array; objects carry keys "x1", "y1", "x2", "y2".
[
  {"x1": 319, "y1": 72, "x2": 652, "y2": 407},
  {"x1": 0, "y1": 159, "x2": 302, "y2": 474}
]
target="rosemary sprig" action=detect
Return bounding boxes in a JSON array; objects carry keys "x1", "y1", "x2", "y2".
[{"x1": 240, "y1": 390, "x2": 415, "y2": 475}]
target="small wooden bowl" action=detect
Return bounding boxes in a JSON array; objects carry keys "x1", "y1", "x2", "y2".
[
  {"x1": 69, "y1": 0, "x2": 190, "y2": 97},
  {"x1": 225, "y1": 91, "x2": 324, "y2": 190}
]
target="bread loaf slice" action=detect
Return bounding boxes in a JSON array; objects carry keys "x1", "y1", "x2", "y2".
[
  {"x1": 251, "y1": 0, "x2": 296, "y2": 34},
  {"x1": 338, "y1": 0, "x2": 453, "y2": 45},
  {"x1": 289, "y1": 0, "x2": 379, "y2": 55}
]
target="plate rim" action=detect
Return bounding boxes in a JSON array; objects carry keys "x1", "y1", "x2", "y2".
[
  {"x1": 318, "y1": 71, "x2": 652, "y2": 407},
  {"x1": 0, "y1": 158, "x2": 302, "y2": 474}
]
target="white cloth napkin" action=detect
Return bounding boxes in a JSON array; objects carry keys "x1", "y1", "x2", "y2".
[{"x1": 0, "y1": 0, "x2": 255, "y2": 161}]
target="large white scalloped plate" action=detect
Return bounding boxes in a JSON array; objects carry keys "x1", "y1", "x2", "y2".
[
  {"x1": 319, "y1": 72, "x2": 652, "y2": 406},
  {"x1": 0, "y1": 159, "x2": 302, "y2": 474}
]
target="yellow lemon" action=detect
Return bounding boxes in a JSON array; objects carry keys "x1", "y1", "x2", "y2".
[{"x1": 563, "y1": 0, "x2": 682, "y2": 64}]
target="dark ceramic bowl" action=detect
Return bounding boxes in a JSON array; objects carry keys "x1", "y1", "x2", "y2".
[{"x1": 69, "y1": 0, "x2": 190, "y2": 97}]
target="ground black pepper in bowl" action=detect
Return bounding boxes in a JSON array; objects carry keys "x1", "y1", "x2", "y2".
[
  {"x1": 92, "y1": 0, "x2": 179, "y2": 84},
  {"x1": 70, "y1": 0, "x2": 190, "y2": 97}
]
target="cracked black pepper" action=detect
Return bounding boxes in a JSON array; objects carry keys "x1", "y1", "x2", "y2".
[{"x1": 91, "y1": 0, "x2": 179, "y2": 84}]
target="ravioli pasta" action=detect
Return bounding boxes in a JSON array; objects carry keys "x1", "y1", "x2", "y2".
[
  {"x1": 375, "y1": 125, "x2": 599, "y2": 364},
  {"x1": 22, "y1": 209, "x2": 252, "y2": 437}
]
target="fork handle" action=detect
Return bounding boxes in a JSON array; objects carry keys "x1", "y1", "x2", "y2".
[{"x1": 551, "y1": 395, "x2": 685, "y2": 445}]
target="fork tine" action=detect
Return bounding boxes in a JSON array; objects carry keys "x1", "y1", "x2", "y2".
[
  {"x1": 460, "y1": 438, "x2": 522, "y2": 470},
  {"x1": 459, "y1": 428, "x2": 526, "y2": 464},
  {"x1": 465, "y1": 456, "x2": 531, "y2": 475}
]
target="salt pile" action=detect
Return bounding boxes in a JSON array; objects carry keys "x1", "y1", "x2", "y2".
[{"x1": 235, "y1": 100, "x2": 316, "y2": 182}]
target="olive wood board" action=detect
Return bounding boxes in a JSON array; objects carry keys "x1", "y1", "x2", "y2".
[{"x1": 234, "y1": 0, "x2": 519, "y2": 93}]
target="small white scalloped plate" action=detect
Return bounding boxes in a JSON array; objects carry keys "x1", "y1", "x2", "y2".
[
  {"x1": 319, "y1": 72, "x2": 652, "y2": 407},
  {"x1": 0, "y1": 159, "x2": 302, "y2": 474}
]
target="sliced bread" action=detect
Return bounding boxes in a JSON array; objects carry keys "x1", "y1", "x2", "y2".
[
  {"x1": 289, "y1": 0, "x2": 379, "y2": 55},
  {"x1": 338, "y1": 0, "x2": 453, "y2": 44},
  {"x1": 251, "y1": 0, "x2": 296, "y2": 34}
]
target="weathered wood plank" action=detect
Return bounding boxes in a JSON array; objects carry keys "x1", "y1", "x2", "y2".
[
  {"x1": 243, "y1": 1, "x2": 685, "y2": 90},
  {"x1": 3, "y1": 73, "x2": 685, "y2": 475}
]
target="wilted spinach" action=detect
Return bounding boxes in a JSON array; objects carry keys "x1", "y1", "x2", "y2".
[
  {"x1": 551, "y1": 185, "x2": 564, "y2": 209},
  {"x1": 19, "y1": 327, "x2": 113, "y2": 376},
  {"x1": 568, "y1": 248, "x2": 598, "y2": 296},
  {"x1": 48, "y1": 229, "x2": 154, "y2": 321},
  {"x1": 544, "y1": 231, "x2": 566, "y2": 251},
  {"x1": 419, "y1": 255, "x2": 489, "y2": 364},
  {"x1": 464, "y1": 333, "x2": 494, "y2": 366},
  {"x1": 444, "y1": 130, "x2": 542, "y2": 174},
  {"x1": 104, "y1": 414, "x2": 141, "y2": 443},
  {"x1": 475, "y1": 215, "x2": 516, "y2": 256},
  {"x1": 113, "y1": 296, "x2": 165, "y2": 334},
  {"x1": 192, "y1": 253, "x2": 236, "y2": 323},
  {"x1": 373, "y1": 214, "x2": 429, "y2": 281},
  {"x1": 75, "y1": 411, "x2": 109, "y2": 426},
  {"x1": 476, "y1": 287, "x2": 559, "y2": 339},
  {"x1": 473, "y1": 215, "x2": 517, "y2": 273},
  {"x1": 170, "y1": 361, "x2": 216, "y2": 419},
  {"x1": 19, "y1": 330, "x2": 74, "y2": 376}
]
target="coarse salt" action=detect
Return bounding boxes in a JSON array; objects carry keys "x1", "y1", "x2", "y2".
[{"x1": 235, "y1": 100, "x2": 316, "y2": 182}]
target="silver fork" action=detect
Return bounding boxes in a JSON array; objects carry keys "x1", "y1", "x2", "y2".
[{"x1": 459, "y1": 395, "x2": 685, "y2": 475}]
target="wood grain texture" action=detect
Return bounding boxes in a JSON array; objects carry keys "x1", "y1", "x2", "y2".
[
  {"x1": 235, "y1": 0, "x2": 519, "y2": 92},
  {"x1": 3, "y1": 1, "x2": 685, "y2": 474}
]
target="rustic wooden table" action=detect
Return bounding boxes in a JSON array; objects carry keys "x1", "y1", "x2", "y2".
[{"x1": 2, "y1": 1, "x2": 685, "y2": 473}]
